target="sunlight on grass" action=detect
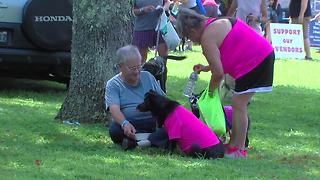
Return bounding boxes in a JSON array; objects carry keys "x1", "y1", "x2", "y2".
[
  {"x1": 103, "y1": 156, "x2": 122, "y2": 165},
  {"x1": 8, "y1": 161, "x2": 24, "y2": 169},
  {"x1": 0, "y1": 97, "x2": 44, "y2": 107},
  {"x1": 283, "y1": 129, "x2": 306, "y2": 137},
  {"x1": 274, "y1": 60, "x2": 320, "y2": 90},
  {"x1": 180, "y1": 161, "x2": 205, "y2": 168},
  {"x1": 308, "y1": 168, "x2": 320, "y2": 177},
  {"x1": 34, "y1": 135, "x2": 51, "y2": 145}
]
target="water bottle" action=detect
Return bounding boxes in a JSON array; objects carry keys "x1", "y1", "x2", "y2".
[{"x1": 183, "y1": 71, "x2": 198, "y2": 97}]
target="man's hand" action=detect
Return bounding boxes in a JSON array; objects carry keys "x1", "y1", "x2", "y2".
[
  {"x1": 122, "y1": 122, "x2": 136, "y2": 140},
  {"x1": 298, "y1": 15, "x2": 304, "y2": 24},
  {"x1": 155, "y1": 6, "x2": 164, "y2": 16}
]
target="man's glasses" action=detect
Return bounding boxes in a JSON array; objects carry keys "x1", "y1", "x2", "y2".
[{"x1": 126, "y1": 64, "x2": 142, "y2": 71}]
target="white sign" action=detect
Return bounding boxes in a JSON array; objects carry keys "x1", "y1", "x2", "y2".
[{"x1": 270, "y1": 23, "x2": 304, "y2": 59}]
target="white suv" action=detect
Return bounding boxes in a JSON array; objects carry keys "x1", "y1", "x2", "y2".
[{"x1": 0, "y1": 0, "x2": 72, "y2": 84}]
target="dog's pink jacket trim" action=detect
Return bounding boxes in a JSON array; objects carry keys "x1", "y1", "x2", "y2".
[
  {"x1": 164, "y1": 105, "x2": 220, "y2": 153},
  {"x1": 205, "y1": 18, "x2": 274, "y2": 79}
]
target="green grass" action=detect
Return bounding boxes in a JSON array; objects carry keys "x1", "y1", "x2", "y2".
[{"x1": 0, "y1": 47, "x2": 319, "y2": 179}]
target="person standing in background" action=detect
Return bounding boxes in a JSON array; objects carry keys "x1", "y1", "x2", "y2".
[
  {"x1": 132, "y1": 0, "x2": 170, "y2": 63},
  {"x1": 179, "y1": 0, "x2": 202, "y2": 51},
  {"x1": 217, "y1": 0, "x2": 234, "y2": 16},
  {"x1": 289, "y1": 0, "x2": 312, "y2": 60},
  {"x1": 202, "y1": 0, "x2": 219, "y2": 17},
  {"x1": 265, "y1": 0, "x2": 279, "y2": 42},
  {"x1": 227, "y1": 0, "x2": 268, "y2": 35},
  {"x1": 180, "y1": 0, "x2": 200, "y2": 12}
]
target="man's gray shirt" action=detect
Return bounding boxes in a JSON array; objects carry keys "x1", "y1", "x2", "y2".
[{"x1": 105, "y1": 71, "x2": 165, "y2": 123}]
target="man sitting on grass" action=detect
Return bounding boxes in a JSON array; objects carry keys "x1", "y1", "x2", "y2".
[{"x1": 105, "y1": 45, "x2": 168, "y2": 150}]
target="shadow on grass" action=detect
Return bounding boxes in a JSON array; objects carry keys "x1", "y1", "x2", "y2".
[
  {"x1": 0, "y1": 77, "x2": 67, "y2": 93},
  {"x1": 0, "y1": 75, "x2": 319, "y2": 178}
]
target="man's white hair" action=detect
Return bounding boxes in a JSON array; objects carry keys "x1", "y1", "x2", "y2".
[{"x1": 116, "y1": 45, "x2": 141, "y2": 65}]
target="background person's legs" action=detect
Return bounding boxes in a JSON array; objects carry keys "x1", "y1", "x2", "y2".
[
  {"x1": 133, "y1": 30, "x2": 160, "y2": 64},
  {"x1": 139, "y1": 48, "x2": 148, "y2": 64},
  {"x1": 303, "y1": 17, "x2": 312, "y2": 59},
  {"x1": 291, "y1": 17, "x2": 312, "y2": 59},
  {"x1": 304, "y1": 38, "x2": 312, "y2": 59},
  {"x1": 157, "y1": 42, "x2": 168, "y2": 58}
]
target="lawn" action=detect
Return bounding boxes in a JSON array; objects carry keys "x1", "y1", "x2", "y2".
[{"x1": 0, "y1": 47, "x2": 319, "y2": 179}]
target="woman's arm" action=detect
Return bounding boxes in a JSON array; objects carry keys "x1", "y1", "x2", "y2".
[{"x1": 201, "y1": 36, "x2": 224, "y2": 92}]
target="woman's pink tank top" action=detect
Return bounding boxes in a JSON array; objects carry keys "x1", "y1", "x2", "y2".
[{"x1": 205, "y1": 18, "x2": 273, "y2": 79}]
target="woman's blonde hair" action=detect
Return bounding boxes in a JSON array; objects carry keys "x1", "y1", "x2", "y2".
[{"x1": 176, "y1": 8, "x2": 207, "y2": 38}]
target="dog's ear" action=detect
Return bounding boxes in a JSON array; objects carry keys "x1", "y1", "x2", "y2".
[{"x1": 136, "y1": 101, "x2": 150, "y2": 112}]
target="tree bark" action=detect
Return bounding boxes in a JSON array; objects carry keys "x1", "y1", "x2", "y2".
[{"x1": 56, "y1": 0, "x2": 133, "y2": 123}]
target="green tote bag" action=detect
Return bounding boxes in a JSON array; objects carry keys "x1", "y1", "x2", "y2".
[{"x1": 197, "y1": 87, "x2": 226, "y2": 137}]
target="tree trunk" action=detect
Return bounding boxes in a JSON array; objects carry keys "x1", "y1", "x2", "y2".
[{"x1": 56, "y1": 0, "x2": 133, "y2": 123}]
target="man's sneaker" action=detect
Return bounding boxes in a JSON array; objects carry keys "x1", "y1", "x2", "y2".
[
  {"x1": 121, "y1": 138, "x2": 137, "y2": 151},
  {"x1": 224, "y1": 145, "x2": 247, "y2": 159},
  {"x1": 305, "y1": 56, "x2": 313, "y2": 60},
  {"x1": 137, "y1": 140, "x2": 151, "y2": 148}
]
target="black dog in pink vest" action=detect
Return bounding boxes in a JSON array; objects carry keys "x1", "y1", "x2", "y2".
[{"x1": 137, "y1": 90, "x2": 224, "y2": 159}]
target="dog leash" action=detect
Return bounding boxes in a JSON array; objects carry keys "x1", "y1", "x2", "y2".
[{"x1": 155, "y1": 12, "x2": 162, "y2": 58}]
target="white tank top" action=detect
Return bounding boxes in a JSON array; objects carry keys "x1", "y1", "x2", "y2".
[{"x1": 236, "y1": 0, "x2": 263, "y2": 34}]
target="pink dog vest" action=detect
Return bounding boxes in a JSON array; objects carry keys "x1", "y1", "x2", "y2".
[{"x1": 164, "y1": 105, "x2": 220, "y2": 153}]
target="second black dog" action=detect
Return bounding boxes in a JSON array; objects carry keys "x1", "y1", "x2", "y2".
[
  {"x1": 137, "y1": 90, "x2": 224, "y2": 159},
  {"x1": 142, "y1": 55, "x2": 186, "y2": 92}
]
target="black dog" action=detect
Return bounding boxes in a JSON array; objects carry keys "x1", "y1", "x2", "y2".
[
  {"x1": 137, "y1": 90, "x2": 224, "y2": 159},
  {"x1": 142, "y1": 55, "x2": 186, "y2": 92}
]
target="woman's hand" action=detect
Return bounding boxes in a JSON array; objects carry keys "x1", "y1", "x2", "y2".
[
  {"x1": 122, "y1": 122, "x2": 136, "y2": 140},
  {"x1": 193, "y1": 64, "x2": 210, "y2": 73}
]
